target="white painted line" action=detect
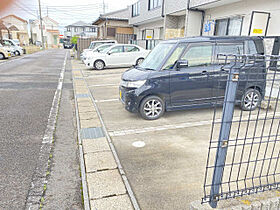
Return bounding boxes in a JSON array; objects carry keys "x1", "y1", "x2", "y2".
[
  {"x1": 88, "y1": 84, "x2": 119, "y2": 87},
  {"x1": 95, "y1": 99, "x2": 119, "y2": 103},
  {"x1": 109, "y1": 111, "x2": 280, "y2": 137}
]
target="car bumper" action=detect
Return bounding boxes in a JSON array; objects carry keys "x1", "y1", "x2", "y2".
[{"x1": 119, "y1": 87, "x2": 140, "y2": 113}]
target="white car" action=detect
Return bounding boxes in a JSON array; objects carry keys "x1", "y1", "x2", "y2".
[
  {"x1": 80, "y1": 40, "x2": 117, "y2": 60},
  {"x1": 82, "y1": 43, "x2": 115, "y2": 63},
  {"x1": 2, "y1": 39, "x2": 23, "y2": 56},
  {"x1": 86, "y1": 44, "x2": 150, "y2": 70}
]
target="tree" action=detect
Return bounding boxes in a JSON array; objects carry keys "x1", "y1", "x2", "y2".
[{"x1": 71, "y1": 36, "x2": 78, "y2": 45}]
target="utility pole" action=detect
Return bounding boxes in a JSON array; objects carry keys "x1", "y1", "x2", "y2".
[
  {"x1": 38, "y1": 0, "x2": 45, "y2": 49},
  {"x1": 103, "y1": 0, "x2": 105, "y2": 14}
]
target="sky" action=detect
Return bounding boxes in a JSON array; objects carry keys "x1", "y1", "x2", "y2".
[{"x1": 1, "y1": 0, "x2": 136, "y2": 27}]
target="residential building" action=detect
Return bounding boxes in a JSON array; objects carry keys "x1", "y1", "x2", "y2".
[
  {"x1": 92, "y1": 8, "x2": 134, "y2": 43},
  {"x1": 186, "y1": 0, "x2": 280, "y2": 54},
  {"x1": 128, "y1": 0, "x2": 187, "y2": 49},
  {"x1": 64, "y1": 21, "x2": 97, "y2": 39},
  {"x1": 30, "y1": 16, "x2": 60, "y2": 48},
  {"x1": 0, "y1": 15, "x2": 29, "y2": 45}
]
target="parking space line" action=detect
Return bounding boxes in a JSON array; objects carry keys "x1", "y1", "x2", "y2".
[
  {"x1": 95, "y1": 99, "x2": 119, "y2": 103},
  {"x1": 109, "y1": 111, "x2": 280, "y2": 137},
  {"x1": 88, "y1": 84, "x2": 119, "y2": 87}
]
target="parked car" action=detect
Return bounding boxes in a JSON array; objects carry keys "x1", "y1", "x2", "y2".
[
  {"x1": 12, "y1": 39, "x2": 20, "y2": 46},
  {"x1": 80, "y1": 40, "x2": 118, "y2": 60},
  {"x1": 119, "y1": 36, "x2": 266, "y2": 120},
  {"x1": 82, "y1": 43, "x2": 116, "y2": 63},
  {"x1": 85, "y1": 44, "x2": 150, "y2": 70},
  {"x1": 0, "y1": 43, "x2": 11, "y2": 59},
  {"x1": 2, "y1": 39, "x2": 23, "y2": 56}
]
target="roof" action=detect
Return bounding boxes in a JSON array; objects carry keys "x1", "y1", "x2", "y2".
[
  {"x1": 164, "y1": 36, "x2": 264, "y2": 43},
  {"x1": 66, "y1": 21, "x2": 95, "y2": 27},
  {"x1": 1, "y1": 15, "x2": 28, "y2": 23},
  {"x1": 92, "y1": 17, "x2": 128, "y2": 25},
  {"x1": 92, "y1": 7, "x2": 129, "y2": 25}
]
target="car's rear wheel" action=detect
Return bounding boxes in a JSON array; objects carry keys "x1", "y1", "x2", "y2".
[
  {"x1": 94, "y1": 60, "x2": 105, "y2": 70},
  {"x1": 136, "y1": 58, "x2": 144, "y2": 66},
  {"x1": 0, "y1": 53, "x2": 4, "y2": 60},
  {"x1": 241, "y1": 88, "x2": 261, "y2": 111},
  {"x1": 139, "y1": 96, "x2": 165, "y2": 120},
  {"x1": 15, "y1": 51, "x2": 20, "y2": 56}
]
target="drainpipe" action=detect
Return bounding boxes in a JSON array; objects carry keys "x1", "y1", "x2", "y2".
[
  {"x1": 187, "y1": 0, "x2": 205, "y2": 36},
  {"x1": 161, "y1": 0, "x2": 165, "y2": 17}
]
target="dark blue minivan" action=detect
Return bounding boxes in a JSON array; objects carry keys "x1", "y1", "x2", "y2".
[{"x1": 119, "y1": 36, "x2": 266, "y2": 120}]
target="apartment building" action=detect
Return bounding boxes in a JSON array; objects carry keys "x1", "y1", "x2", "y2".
[
  {"x1": 128, "y1": 0, "x2": 187, "y2": 49},
  {"x1": 64, "y1": 21, "x2": 97, "y2": 39},
  {"x1": 186, "y1": 0, "x2": 280, "y2": 54},
  {"x1": 128, "y1": 0, "x2": 279, "y2": 54}
]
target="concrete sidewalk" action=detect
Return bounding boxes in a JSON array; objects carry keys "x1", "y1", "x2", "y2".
[{"x1": 71, "y1": 60, "x2": 136, "y2": 210}]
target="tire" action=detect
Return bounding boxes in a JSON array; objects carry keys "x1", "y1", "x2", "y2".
[
  {"x1": 240, "y1": 88, "x2": 261, "y2": 111},
  {"x1": 0, "y1": 53, "x2": 4, "y2": 60},
  {"x1": 139, "y1": 96, "x2": 165, "y2": 120},
  {"x1": 136, "y1": 58, "x2": 144, "y2": 66},
  {"x1": 15, "y1": 51, "x2": 20, "y2": 56},
  {"x1": 94, "y1": 60, "x2": 105, "y2": 70}
]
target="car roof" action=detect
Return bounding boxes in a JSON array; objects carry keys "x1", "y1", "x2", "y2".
[
  {"x1": 162, "y1": 36, "x2": 263, "y2": 44},
  {"x1": 91, "y1": 40, "x2": 117, "y2": 43}
]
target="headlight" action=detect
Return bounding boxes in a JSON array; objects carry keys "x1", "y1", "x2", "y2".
[{"x1": 120, "y1": 80, "x2": 146, "y2": 88}]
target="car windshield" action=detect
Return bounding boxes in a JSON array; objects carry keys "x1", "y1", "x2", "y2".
[{"x1": 139, "y1": 43, "x2": 175, "y2": 70}]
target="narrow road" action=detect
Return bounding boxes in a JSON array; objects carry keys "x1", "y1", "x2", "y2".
[{"x1": 0, "y1": 50, "x2": 69, "y2": 209}]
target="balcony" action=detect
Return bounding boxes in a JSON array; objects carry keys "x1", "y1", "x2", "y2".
[{"x1": 189, "y1": 0, "x2": 242, "y2": 9}]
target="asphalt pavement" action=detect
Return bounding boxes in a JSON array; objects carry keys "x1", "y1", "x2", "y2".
[{"x1": 0, "y1": 50, "x2": 79, "y2": 209}]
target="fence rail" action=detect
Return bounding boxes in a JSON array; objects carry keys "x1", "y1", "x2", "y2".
[{"x1": 203, "y1": 54, "x2": 280, "y2": 208}]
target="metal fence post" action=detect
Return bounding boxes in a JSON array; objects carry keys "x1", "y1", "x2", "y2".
[{"x1": 209, "y1": 65, "x2": 240, "y2": 208}]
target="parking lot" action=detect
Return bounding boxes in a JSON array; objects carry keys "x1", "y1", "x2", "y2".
[{"x1": 73, "y1": 60, "x2": 280, "y2": 209}]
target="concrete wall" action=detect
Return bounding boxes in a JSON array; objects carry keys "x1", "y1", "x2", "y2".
[
  {"x1": 165, "y1": 0, "x2": 186, "y2": 15},
  {"x1": 185, "y1": 10, "x2": 203, "y2": 37}
]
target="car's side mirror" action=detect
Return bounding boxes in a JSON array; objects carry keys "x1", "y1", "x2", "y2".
[
  {"x1": 177, "y1": 60, "x2": 189, "y2": 69},
  {"x1": 107, "y1": 52, "x2": 111, "y2": 55}
]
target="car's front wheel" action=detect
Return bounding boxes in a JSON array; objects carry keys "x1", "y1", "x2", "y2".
[
  {"x1": 94, "y1": 60, "x2": 105, "y2": 70},
  {"x1": 139, "y1": 96, "x2": 165, "y2": 120},
  {"x1": 240, "y1": 88, "x2": 261, "y2": 111},
  {"x1": 0, "y1": 53, "x2": 4, "y2": 60},
  {"x1": 136, "y1": 58, "x2": 144, "y2": 66},
  {"x1": 15, "y1": 51, "x2": 20, "y2": 56}
]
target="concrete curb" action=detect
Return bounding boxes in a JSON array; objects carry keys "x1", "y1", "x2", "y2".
[{"x1": 71, "y1": 60, "x2": 139, "y2": 210}]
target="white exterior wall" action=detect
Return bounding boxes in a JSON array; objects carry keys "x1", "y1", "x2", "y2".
[{"x1": 200, "y1": 0, "x2": 280, "y2": 36}]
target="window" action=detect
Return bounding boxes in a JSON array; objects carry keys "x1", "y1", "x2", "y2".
[
  {"x1": 214, "y1": 16, "x2": 243, "y2": 36},
  {"x1": 162, "y1": 44, "x2": 186, "y2": 70},
  {"x1": 124, "y1": 46, "x2": 140, "y2": 52},
  {"x1": 181, "y1": 45, "x2": 213, "y2": 67},
  {"x1": 109, "y1": 46, "x2": 124, "y2": 54},
  {"x1": 216, "y1": 43, "x2": 244, "y2": 55},
  {"x1": 67, "y1": 27, "x2": 70, "y2": 32},
  {"x1": 91, "y1": 27, "x2": 96, "y2": 32},
  {"x1": 107, "y1": 27, "x2": 116, "y2": 37},
  {"x1": 148, "y1": 0, "x2": 161, "y2": 10},
  {"x1": 132, "y1": 2, "x2": 140, "y2": 17},
  {"x1": 74, "y1": 27, "x2": 78, "y2": 32}
]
